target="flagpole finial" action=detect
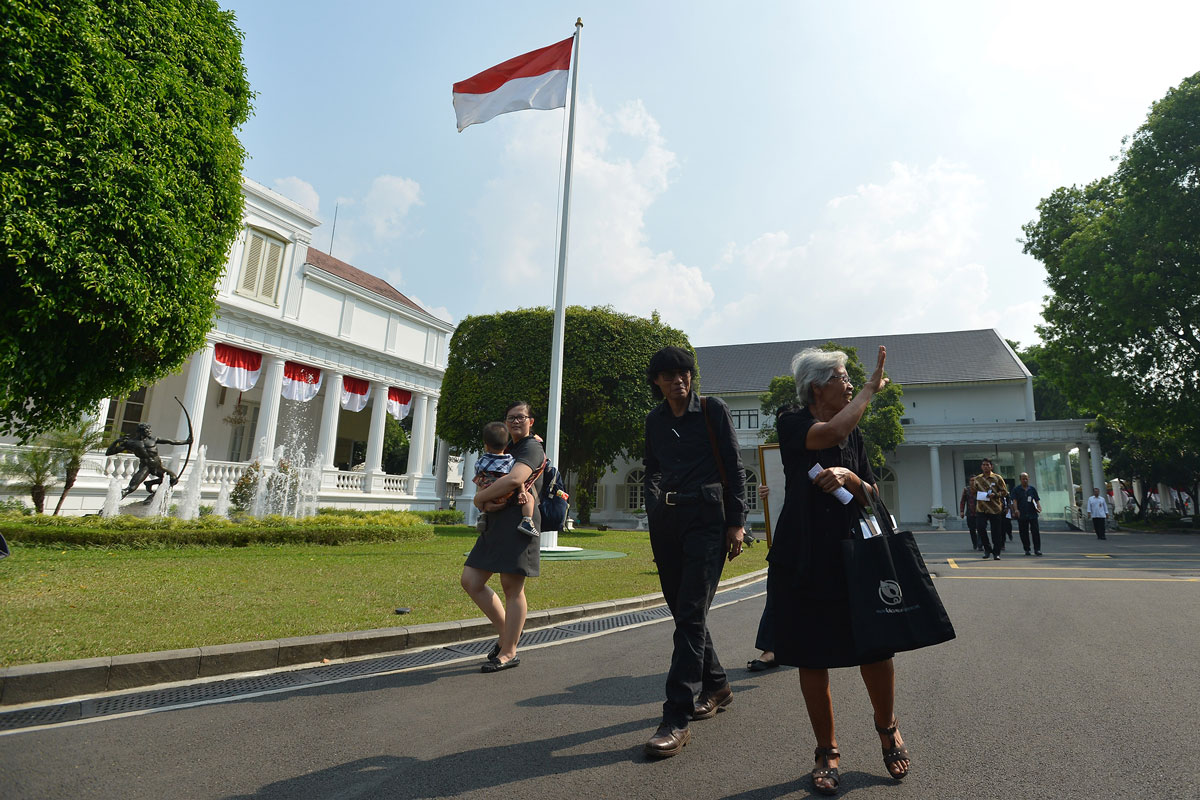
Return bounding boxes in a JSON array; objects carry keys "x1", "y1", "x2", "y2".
[{"x1": 576, "y1": 17, "x2": 583, "y2": 28}]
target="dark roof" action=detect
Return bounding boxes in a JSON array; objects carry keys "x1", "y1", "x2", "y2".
[
  {"x1": 695, "y1": 329, "x2": 1029, "y2": 393},
  {"x1": 305, "y1": 247, "x2": 428, "y2": 316}
]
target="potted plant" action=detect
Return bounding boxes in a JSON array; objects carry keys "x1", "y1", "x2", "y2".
[{"x1": 930, "y1": 506, "x2": 949, "y2": 530}]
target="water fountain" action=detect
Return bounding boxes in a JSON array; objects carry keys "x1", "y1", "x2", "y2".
[
  {"x1": 100, "y1": 476, "x2": 123, "y2": 518},
  {"x1": 175, "y1": 445, "x2": 207, "y2": 520}
]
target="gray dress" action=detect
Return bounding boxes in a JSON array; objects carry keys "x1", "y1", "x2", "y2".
[{"x1": 464, "y1": 435, "x2": 544, "y2": 577}]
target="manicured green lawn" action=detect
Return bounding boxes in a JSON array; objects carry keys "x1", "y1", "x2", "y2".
[{"x1": 0, "y1": 526, "x2": 767, "y2": 667}]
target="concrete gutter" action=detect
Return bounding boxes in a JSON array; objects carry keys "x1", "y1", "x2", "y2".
[{"x1": 0, "y1": 568, "x2": 768, "y2": 707}]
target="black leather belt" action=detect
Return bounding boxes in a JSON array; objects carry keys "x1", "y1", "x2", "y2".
[{"x1": 663, "y1": 491, "x2": 702, "y2": 506}]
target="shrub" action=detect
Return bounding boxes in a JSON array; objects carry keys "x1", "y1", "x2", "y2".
[{"x1": 413, "y1": 510, "x2": 466, "y2": 524}]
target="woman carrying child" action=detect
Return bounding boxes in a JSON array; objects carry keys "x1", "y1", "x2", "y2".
[{"x1": 460, "y1": 400, "x2": 546, "y2": 673}]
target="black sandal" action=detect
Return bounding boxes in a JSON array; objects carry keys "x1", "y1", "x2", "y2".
[
  {"x1": 811, "y1": 745, "x2": 840, "y2": 796},
  {"x1": 874, "y1": 717, "x2": 910, "y2": 780}
]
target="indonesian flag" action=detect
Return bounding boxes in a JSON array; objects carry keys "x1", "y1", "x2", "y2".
[
  {"x1": 211, "y1": 343, "x2": 262, "y2": 391},
  {"x1": 386, "y1": 387, "x2": 413, "y2": 421},
  {"x1": 452, "y1": 36, "x2": 573, "y2": 132},
  {"x1": 341, "y1": 377, "x2": 371, "y2": 412},
  {"x1": 281, "y1": 361, "x2": 322, "y2": 402}
]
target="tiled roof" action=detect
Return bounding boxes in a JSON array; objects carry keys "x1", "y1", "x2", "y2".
[
  {"x1": 305, "y1": 247, "x2": 428, "y2": 316},
  {"x1": 695, "y1": 329, "x2": 1029, "y2": 394}
]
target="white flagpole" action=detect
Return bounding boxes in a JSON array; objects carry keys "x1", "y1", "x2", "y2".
[{"x1": 543, "y1": 18, "x2": 581, "y2": 549}]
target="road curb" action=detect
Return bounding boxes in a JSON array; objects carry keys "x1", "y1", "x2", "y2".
[{"x1": 0, "y1": 567, "x2": 767, "y2": 707}]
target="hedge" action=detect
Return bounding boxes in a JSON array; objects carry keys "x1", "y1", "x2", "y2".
[{"x1": 0, "y1": 511, "x2": 433, "y2": 548}]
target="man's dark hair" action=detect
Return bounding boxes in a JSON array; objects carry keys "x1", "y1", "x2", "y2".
[
  {"x1": 646, "y1": 346, "x2": 696, "y2": 399},
  {"x1": 481, "y1": 421, "x2": 509, "y2": 450}
]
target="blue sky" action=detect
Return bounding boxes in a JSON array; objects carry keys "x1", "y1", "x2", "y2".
[{"x1": 225, "y1": 0, "x2": 1199, "y2": 348}]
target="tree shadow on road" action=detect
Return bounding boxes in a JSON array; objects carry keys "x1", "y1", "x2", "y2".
[{"x1": 221, "y1": 715, "x2": 659, "y2": 799}]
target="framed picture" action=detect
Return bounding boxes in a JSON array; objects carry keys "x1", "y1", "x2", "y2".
[{"x1": 757, "y1": 443, "x2": 785, "y2": 547}]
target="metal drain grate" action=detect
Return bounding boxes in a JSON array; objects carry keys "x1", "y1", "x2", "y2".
[
  {"x1": 444, "y1": 639, "x2": 497, "y2": 657},
  {"x1": 0, "y1": 702, "x2": 80, "y2": 731},
  {"x1": 559, "y1": 609, "x2": 664, "y2": 634},
  {"x1": 87, "y1": 672, "x2": 313, "y2": 716},
  {"x1": 302, "y1": 648, "x2": 461, "y2": 681},
  {"x1": 518, "y1": 627, "x2": 577, "y2": 646}
]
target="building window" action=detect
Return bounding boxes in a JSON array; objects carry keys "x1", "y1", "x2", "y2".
[
  {"x1": 236, "y1": 229, "x2": 286, "y2": 305},
  {"x1": 744, "y1": 469, "x2": 759, "y2": 511},
  {"x1": 227, "y1": 404, "x2": 260, "y2": 462},
  {"x1": 624, "y1": 469, "x2": 645, "y2": 511},
  {"x1": 104, "y1": 387, "x2": 149, "y2": 436},
  {"x1": 730, "y1": 409, "x2": 760, "y2": 430}
]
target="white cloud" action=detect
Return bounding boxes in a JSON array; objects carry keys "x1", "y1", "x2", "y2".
[
  {"x1": 272, "y1": 176, "x2": 320, "y2": 216},
  {"x1": 363, "y1": 175, "x2": 423, "y2": 239},
  {"x1": 407, "y1": 295, "x2": 454, "y2": 324},
  {"x1": 470, "y1": 95, "x2": 713, "y2": 330}
]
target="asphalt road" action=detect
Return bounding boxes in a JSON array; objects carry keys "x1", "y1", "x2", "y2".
[{"x1": 2, "y1": 530, "x2": 1199, "y2": 799}]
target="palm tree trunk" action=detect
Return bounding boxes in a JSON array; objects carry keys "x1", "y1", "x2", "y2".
[
  {"x1": 53, "y1": 467, "x2": 80, "y2": 515},
  {"x1": 31, "y1": 486, "x2": 46, "y2": 514}
]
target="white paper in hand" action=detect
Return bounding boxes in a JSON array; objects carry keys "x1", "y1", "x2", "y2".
[{"x1": 808, "y1": 462, "x2": 855, "y2": 505}]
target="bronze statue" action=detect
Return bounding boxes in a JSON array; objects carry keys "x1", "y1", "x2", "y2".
[{"x1": 106, "y1": 422, "x2": 193, "y2": 501}]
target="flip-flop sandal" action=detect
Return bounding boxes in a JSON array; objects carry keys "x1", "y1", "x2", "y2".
[
  {"x1": 811, "y1": 745, "x2": 840, "y2": 796},
  {"x1": 875, "y1": 717, "x2": 911, "y2": 780},
  {"x1": 746, "y1": 658, "x2": 779, "y2": 672}
]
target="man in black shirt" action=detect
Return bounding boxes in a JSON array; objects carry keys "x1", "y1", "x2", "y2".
[
  {"x1": 1010, "y1": 472, "x2": 1043, "y2": 556},
  {"x1": 641, "y1": 346, "x2": 747, "y2": 758}
]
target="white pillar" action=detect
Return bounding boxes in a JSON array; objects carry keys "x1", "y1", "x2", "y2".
[
  {"x1": 405, "y1": 393, "x2": 429, "y2": 476},
  {"x1": 90, "y1": 397, "x2": 111, "y2": 437},
  {"x1": 424, "y1": 397, "x2": 439, "y2": 475},
  {"x1": 1078, "y1": 444, "x2": 1094, "y2": 500},
  {"x1": 434, "y1": 438, "x2": 449, "y2": 506},
  {"x1": 928, "y1": 445, "x2": 943, "y2": 510},
  {"x1": 1088, "y1": 442, "x2": 1105, "y2": 494},
  {"x1": 1065, "y1": 448, "x2": 1079, "y2": 513},
  {"x1": 459, "y1": 451, "x2": 479, "y2": 525},
  {"x1": 1110, "y1": 479, "x2": 1125, "y2": 512},
  {"x1": 364, "y1": 380, "x2": 389, "y2": 485},
  {"x1": 317, "y1": 372, "x2": 343, "y2": 468},
  {"x1": 176, "y1": 343, "x2": 214, "y2": 444},
  {"x1": 1158, "y1": 482, "x2": 1174, "y2": 513},
  {"x1": 1133, "y1": 478, "x2": 1144, "y2": 507},
  {"x1": 1024, "y1": 376, "x2": 1036, "y2": 421},
  {"x1": 256, "y1": 355, "x2": 286, "y2": 465}
]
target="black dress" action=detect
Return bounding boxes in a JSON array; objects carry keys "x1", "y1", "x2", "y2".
[
  {"x1": 767, "y1": 406, "x2": 893, "y2": 669},
  {"x1": 464, "y1": 435, "x2": 544, "y2": 577}
]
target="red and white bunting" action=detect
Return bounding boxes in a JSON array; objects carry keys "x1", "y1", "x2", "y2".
[
  {"x1": 211, "y1": 343, "x2": 262, "y2": 391},
  {"x1": 387, "y1": 388, "x2": 413, "y2": 421},
  {"x1": 281, "y1": 361, "x2": 322, "y2": 402},
  {"x1": 341, "y1": 377, "x2": 371, "y2": 412}
]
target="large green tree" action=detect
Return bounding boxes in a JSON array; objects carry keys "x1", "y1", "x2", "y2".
[
  {"x1": 437, "y1": 306, "x2": 691, "y2": 521},
  {"x1": 1022, "y1": 71, "x2": 1200, "y2": 516},
  {"x1": 759, "y1": 341, "x2": 905, "y2": 470},
  {"x1": 1, "y1": 1, "x2": 252, "y2": 441}
]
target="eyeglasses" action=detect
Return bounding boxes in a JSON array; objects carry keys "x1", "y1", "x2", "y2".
[
  {"x1": 828, "y1": 374, "x2": 853, "y2": 385},
  {"x1": 506, "y1": 415, "x2": 531, "y2": 423}
]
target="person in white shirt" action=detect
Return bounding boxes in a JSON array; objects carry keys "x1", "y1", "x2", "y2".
[{"x1": 1086, "y1": 487, "x2": 1109, "y2": 540}]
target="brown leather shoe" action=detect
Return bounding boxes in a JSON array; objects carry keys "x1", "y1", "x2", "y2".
[
  {"x1": 691, "y1": 684, "x2": 733, "y2": 720},
  {"x1": 644, "y1": 723, "x2": 690, "y2": 758}
]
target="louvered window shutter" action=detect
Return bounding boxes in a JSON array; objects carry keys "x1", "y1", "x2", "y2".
[
  {"x1": 240, "y1": 233, "x2": 263, "y2": 295},
  {"x1": 615, "y1": 484, "x2": 627, "y2": 511},
  {"x1": 260, "y1": 239, "x2": 284, "y2": 302}
]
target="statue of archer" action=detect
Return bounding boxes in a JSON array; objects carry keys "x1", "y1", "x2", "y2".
[{"x1": 106, "y1": 423, "x2": 193, "y2": 501}]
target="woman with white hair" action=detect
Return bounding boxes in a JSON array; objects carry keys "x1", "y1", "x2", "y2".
[{"x1": 765, "y1": 345, "x2": 910, "y2": 795}]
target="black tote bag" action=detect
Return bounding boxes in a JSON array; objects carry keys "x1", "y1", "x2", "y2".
[{"x1": 841, "y1": 493, "x2": 956, "y2": 659}]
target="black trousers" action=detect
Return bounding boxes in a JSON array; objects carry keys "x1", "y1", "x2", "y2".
[
  {"x1": 1092, "y1": 517, "x2": 1107, "y2": 539},
  {"x1": 649, "y1": 502, "x2": 729, "y2": 728},
  {"x1": 966, "y1": 514, "x2": 980, "y2": 549},
  {"x1": 981, "y1": 513, "x2": 1005, "y2": 554},
  {"x1": 1018, "y1": 518, "x2": 1041, "y2": 553}
]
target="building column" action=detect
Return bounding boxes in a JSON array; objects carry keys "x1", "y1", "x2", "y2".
[
  {"x1": 256, "y1": 355, "x2": 286, "y2": 464},
  {"x1": 1158, "y1": 482, "x2": 1175, "y2": 513},
  {"x1": 317, "y1": 372, "x2": 343, "y2": 468},
  {"x1": 434, "y1": 438, "x2": 449, "y2": 507},
  {"x1": 1065, "y1": 448, "x2": 1079, "y2": 514},
  {"x1": 1110, "y1": 479, "x2": 1125, "y2": 513},
  {"x1": 459, "y1": 451, "x2": 479, "y2": 526},
  {"x1": 90, "y1": 397, "x2": 111, "y2": 438},
  {"x1": 1088, "y1": 441, "x2": 1105, "y2": 495},
  {"x1": 363, "y1": 380, "x2": 389, "y2": 492},
  {"x1": 1133, "y1": 478, "x2": 1144, "y2": 507},
  {"x1": 405, "y1": 393, "x2": 430, "y2": 477},
  {"x1": 1078, "y1": 443, "x2": 1094, "y2": 500},
  {"x1": 1024, "y1": 376, "x2": 1036, "y2": 421},
  {"x1": 928, "y1": 445, "x2": 943, "y2": 511},
  {"x1": 424, "y1": 397, "x2": 439, "y2": 476},
  {"x1": 176, "y1": 342, "x2": 215, "y2": 445}
]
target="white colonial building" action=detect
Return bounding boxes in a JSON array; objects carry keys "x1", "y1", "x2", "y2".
[
  {"x1": 588, "y1": 330, "x2": 1105, "y2": 531},
  {"x1": 2, "y1": 178, "x2": 458, "y2": 514}
]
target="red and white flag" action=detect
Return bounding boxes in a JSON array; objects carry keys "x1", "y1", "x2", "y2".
[
  {"x1": 211, "y1": 343, "x2": 262, "y2": 391},
  {"x1": 341, "y1": 377, "x2": 371, "y2": 412},
  {"x1": 386, "y1": 388, "x2": 413, "y2": 421},
  {"x1": 281, "y1": 361, "x2": 322, "y2": 402},
  {"x1": 452, "y1": 36, "x2": 573, "y2": 132}
]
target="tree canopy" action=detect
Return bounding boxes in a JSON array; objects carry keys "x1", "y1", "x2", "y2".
[
  {"x1": 0, "y1": 1, "x2": 252, "y2": 440},
  {"x1": 758, "y1": 341, "x2": 905, "y2": 470},
  {"x1": 1022, "y1": 71, "x2": 1200, "y2": 512},
  {"x1": 436, "y1": 306, "x2": 691, "y2": 519}
]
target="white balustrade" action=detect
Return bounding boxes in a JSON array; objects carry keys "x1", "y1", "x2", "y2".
[
  {"x1": 335, "y1": 471, "x2": 364, "y2": 491},
  {"x1": 382, "y1": 474, "x2": 409, "y2": 493}
]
